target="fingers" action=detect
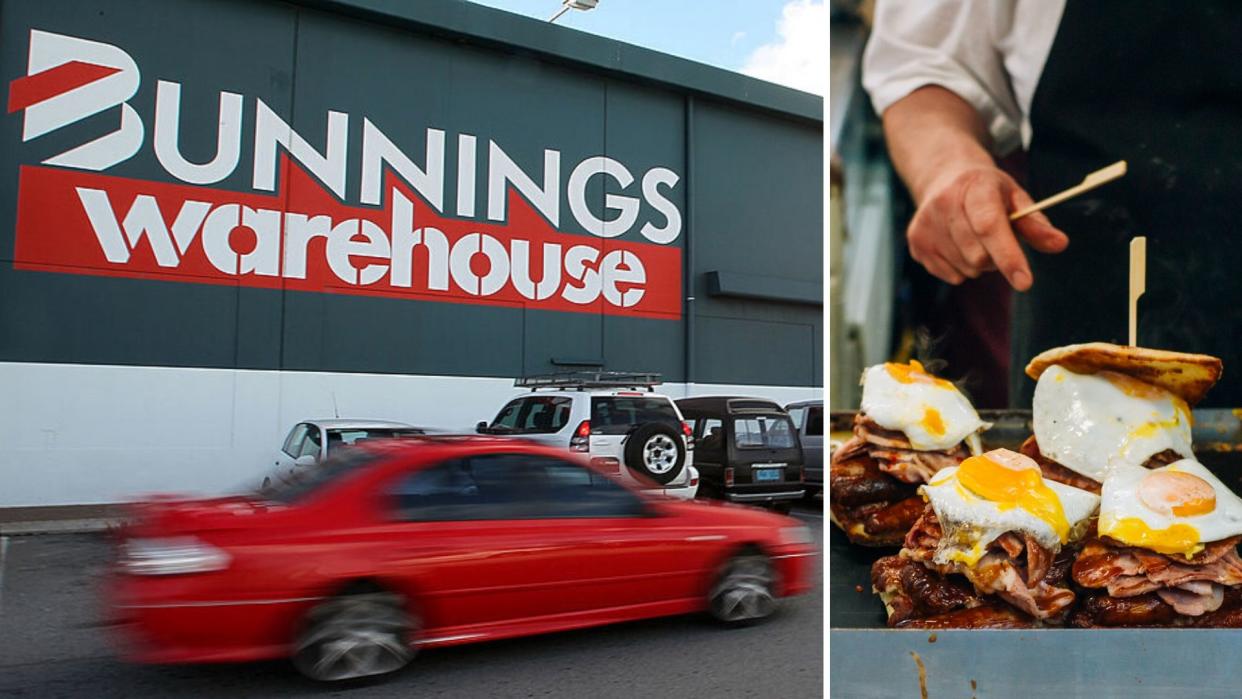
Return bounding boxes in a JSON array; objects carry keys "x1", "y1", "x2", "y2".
[
  {"x1": 1008, "y1": 186, "x2": 1070, "y2": 253},
  {"x1": 921, "y1": 251, "x2": 966, "y2": 286},
  {"x1": 907, "y1": 219, "x2": 964, "y2": 285},
  {"x1": 945, "y1": 201, "x2": 991, "y2": 279},
  {"x1": 962, "y1": 179, "x2": 1033, "y2": 290},
  {"x1": 904, "y1": 168, "x2": 1068, "y2": 290}
]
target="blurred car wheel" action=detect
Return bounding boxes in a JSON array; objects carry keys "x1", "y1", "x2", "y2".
[
  {"x1": 709, "y1": 551, "x2": 778, "y2": 625},
  {"x1": 292, "y1": 589, "x2": 415, "y2": 682}
]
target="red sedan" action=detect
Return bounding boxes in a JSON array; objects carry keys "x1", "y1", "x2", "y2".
[{"x1": 107, "y1": 437, "x2": 815, "y2": 682}]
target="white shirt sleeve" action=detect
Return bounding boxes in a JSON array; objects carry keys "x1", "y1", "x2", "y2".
[{"x1": 862, "y1": 0, "x2": 1043, "y2": 156}]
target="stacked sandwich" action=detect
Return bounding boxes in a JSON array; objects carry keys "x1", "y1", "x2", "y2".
[
  {"x1": 1071, "y1": 459, "x2": 1242, "y2": 626},
  {"x1": 867, "y1": 342, "x2": 1242, "y2": 629},
  {"x1": 871, "y1": 448, "x2": 1099, "y2": 627},
  {"x1": 1021, "y1": 345, "x2": 1242, "y2": 628},
  {"x1": 830, "y1": 360, "x2": 988, "y2": 546}
]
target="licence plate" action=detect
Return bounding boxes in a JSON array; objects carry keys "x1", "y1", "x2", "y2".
[{"x1": 754, "y1": 467, "x2": 782, "y2": 482}]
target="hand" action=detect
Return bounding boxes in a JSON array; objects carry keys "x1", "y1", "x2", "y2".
[{"x1": 906, "y1": 165, "x2": 1069, "y2": 290}]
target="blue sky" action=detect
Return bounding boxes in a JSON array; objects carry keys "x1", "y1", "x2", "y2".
[{"x1": 463, "y1": 0, "x2": 825, "y2": 94}]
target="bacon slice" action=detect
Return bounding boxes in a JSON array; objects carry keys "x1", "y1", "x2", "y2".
[
  {"x1": 855, "y1": 415, "x2": 968, "y2": 484},
  {"x1": 965, "y1": 552, "x2": 1075, "y2": 620},
  {"x1": 1158, "y1": 583, "x2": 1225, "y2": 616},
  {"x1": 1072, "y1": 535, "x2": 1242, "y2": 624},
  {"x1": 1074, "y1": 536, "x2": 1242, "y2": 593}
]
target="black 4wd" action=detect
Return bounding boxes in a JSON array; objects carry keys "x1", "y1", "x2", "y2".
[{"x1": 676, "y1": 397, "x2": 805, "y2": 512}]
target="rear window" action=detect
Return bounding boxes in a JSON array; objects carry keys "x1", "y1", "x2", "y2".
[
  {"x1": 591, "y1": 397, "x2": 680, "y2": 435},
  {"x1": 787, "y1": 407, "x2": 805, "y2": 429},
  {"x1": 806, "y1": 406, "x2": 824, "y2": 436},
  {"x1": 734, "y1": 415, "x2": 797, "y2": 449},
  {"x1": 327, "y1": 428, "x2": 423, "y2": 449},
  {"x1": 488, "y1": 397, "x2": 573, "y2": 434}
]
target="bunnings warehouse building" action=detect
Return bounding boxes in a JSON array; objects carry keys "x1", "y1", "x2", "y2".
[{"x1": 0, "y1": 0, "x2": 823, "y2": 508}]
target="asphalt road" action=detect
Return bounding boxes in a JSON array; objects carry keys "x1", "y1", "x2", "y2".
[{"x1": 0, "y1": 504, "x2": 822, "y2": 698}]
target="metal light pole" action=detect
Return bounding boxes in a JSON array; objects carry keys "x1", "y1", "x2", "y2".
[{"x1": 549, "y1": 0, "x2": 599, "y2": 23}]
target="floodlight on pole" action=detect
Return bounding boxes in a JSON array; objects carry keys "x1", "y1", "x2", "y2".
[{"x1": 549, "y1": 0, "x2": 599, "y2": 23}]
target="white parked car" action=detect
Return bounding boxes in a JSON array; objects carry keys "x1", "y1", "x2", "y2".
[
  {"x1": 478, "y1": 372, "x2": 699, "y2": 499},
  {"x1": 272, "y1": 420, "x2": 426, "y2": 485}
]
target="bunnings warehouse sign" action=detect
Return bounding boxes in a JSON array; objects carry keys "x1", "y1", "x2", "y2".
[{"x1": 7, "y1": 30, "x2": 683, "y2": 319}]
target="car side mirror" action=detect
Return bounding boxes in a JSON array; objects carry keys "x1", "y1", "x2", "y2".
[
  {"x1": 476, "y1": 421, "x2": 489, "y2": 434},
  {"x1": 293, "y1": 455, "x2": 317, "y2": 467}
]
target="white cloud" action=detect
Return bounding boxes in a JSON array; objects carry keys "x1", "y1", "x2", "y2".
[
  {"x1": 741, "y1": 0, "x2": 827, "y2": 96},
  {"x1": 731, "y1": 31, "x2": 747, "y2": 47}
]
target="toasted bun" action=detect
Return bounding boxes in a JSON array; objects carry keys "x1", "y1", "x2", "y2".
[{"x1": 1025, "y1": 343, "x2": 1223, "y2": 406}]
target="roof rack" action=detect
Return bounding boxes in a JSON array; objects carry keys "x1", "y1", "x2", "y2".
[{"x1": 515, "y1": 371, "x2": 663, "y2": 392}]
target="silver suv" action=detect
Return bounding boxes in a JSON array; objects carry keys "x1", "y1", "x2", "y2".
[{"x1": 478, "y1": 372, "x2": 699, "y2": 499}]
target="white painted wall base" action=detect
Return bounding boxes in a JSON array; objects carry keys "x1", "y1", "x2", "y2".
[{"x1": 0, "y1": 362, "x2": 822, "y2": 507}]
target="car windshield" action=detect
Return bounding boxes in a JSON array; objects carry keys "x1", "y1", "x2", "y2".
[
  {"x1": 733, "y1": 415, "x2": 797, "y2": 449},
  {"x1": 487, "y1": 397, "x2": 573, "y2": 434},
  {"x1": 257, "y1": 448, "x2": 383, "y2": 504},
  {"x1": 327, "y1": 428, "x2": 423, "y2": 451},
  {"x1": 590, "y1": 397, "x2": 680, "y2": 435}
]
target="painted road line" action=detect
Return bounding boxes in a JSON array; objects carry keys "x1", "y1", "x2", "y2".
[{"x1": 0, "y1": 536, "x2": 8, "y2": 613}]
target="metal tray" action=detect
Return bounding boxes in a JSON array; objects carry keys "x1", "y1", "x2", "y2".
[{"x1": 829, "y1": 409, "x2": 1242, "y2": 698}]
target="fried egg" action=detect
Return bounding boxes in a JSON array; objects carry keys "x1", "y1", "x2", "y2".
[
  {"x1": 859, "y1": 360, "x2": 986, "y2": 452},
  {"x1": 1032, "y1": 365, "x2": 1193, "y2": 482},
  {"x1": 1099, "y1": 459, "x2": 1242, "y2": 558},
  {"x1": 922, "y1": 449, "x2": 1100, "y2": 566}
]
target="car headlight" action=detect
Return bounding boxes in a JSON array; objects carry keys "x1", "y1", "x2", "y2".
[
  {"x1": 121, "y1": 537, "x2": 231, "y2": 575},
  {"x1": 779, "y1": 525, "x2": 813, "y2": 546}
]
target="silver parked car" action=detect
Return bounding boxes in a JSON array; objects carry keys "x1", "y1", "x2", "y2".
[
  {"x1": 272, "y1": 420, "x2": 426, "y2": 485},
  {"x1": 785, "y1": 400, "x2": 823, "y2": 498}
]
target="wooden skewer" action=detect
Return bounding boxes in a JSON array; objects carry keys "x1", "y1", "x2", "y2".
[
  {"x1": 1129, "y1": 236, "x2": 1146, "y2": 347},
  {"x1": 1010, "y1": 160, "x2": 1128, "y2": 221}
]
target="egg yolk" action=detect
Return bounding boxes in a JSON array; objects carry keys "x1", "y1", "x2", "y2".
[
  {"x1": 956, "y1": 453, "x2": 1071, "y2": 543},
  {"x1": 1138, "y1": 470, "x2": 1216, "y2": 517},
  {"x1": 921, "y1": 407, "x2": 946, "y2": 437},
  {"x1": 884, "y1": 360, "x2": 955, "y2": 389},
  {"x1": 1100, "y1": 514, "x2": 1204, "y2": 557},
  {"x1": 945, "y1": 542, "x2": 987, "y2": 567}
]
